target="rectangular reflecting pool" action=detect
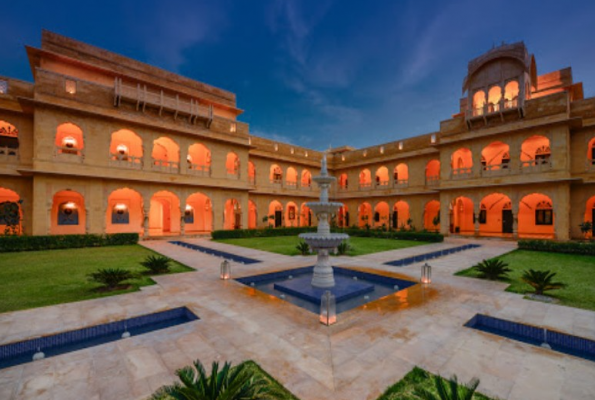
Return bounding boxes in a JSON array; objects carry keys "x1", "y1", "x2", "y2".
[
  {"x1": 0, "y1": 307, "x2": 199, "y2": 370},
  {"x1": 465, "y1": 314, "x2": 595, "y2": 362},
  {"x1": 236, "y1": 266, "x2": 417, "y2": 314}
]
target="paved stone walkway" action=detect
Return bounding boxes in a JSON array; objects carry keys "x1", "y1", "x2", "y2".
[{"x1": 1, "y1": 238, "x2": 594, "y2": 400}]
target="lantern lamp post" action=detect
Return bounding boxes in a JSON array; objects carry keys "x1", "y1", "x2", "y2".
[
  {"x1": 220, "y1": 260, "x2": 231, "y2": 280},
  {"x1": 421, "y1": 263, "x2": 432, "y2": 284},
  {"x1": 320, "y1": 290, "x2": 337, "y2": 325}
]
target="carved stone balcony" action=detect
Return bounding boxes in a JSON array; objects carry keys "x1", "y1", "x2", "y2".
[
  {"x1": 481, "y1": 163, "x2": 511, "y2": 177},
  {"x1": 54, "y1": 146, "x2": 84, "y2": 163},
  {"x1": 226, "y1": 169, "x2": 240, "y2": 179},
  {"x1": 338, "y1": 185, "x2": 349, "y2": 191},
  {"x1": 270, "y1": 178, "x2": 282, "y2": 187},
  {"x1": 451, "y1": 167, "x2": 473, "y2": 179},
  {"x1": 521, "y1": 159, "x2": 552, "y2": 172},
  {"x1": 0, "y1": 146, "x2": 19, "y2": 162},
  {"x1": 152, "y1": 159, "x2": 179, "y2": 173},
  {"x1": 285, "y1": 181, "x2": 298, "y2": 189},
  {"x1": 359, "y1": 182, "x2": 372, "y2": 190},
  {"x1": 109, "y1": 153, "x2": 142, "y2": 169},
  {"x1": 375, "y1": 180, "x2": 390, "y2": 189},
  {"x1": 426, "y1": 175, "x2": 439, "y2": 186},
  {"x1": 187, "y1": 163, "x2": 211, "y2": 176},
  {"x1": 394, "y1": 179, "x2": 409, "y2": 188}
]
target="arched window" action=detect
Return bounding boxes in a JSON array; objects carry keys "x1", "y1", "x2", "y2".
[
  {"x1": 473, "y1": 91, "x2": 486, "y2": 116},
  {"x1": 270, "y1": 165, "x2": 283, "y2": 184},
  {"x1": 112, "y1": 203, "x2": 130, "y2": 224},
  {"x1": 110, "y1": 129, "x2": 143, "y2": 167},
  {"x1": 248, "y1": 161, "x2": 256, "y2": 184},
  {"x1": 394, "y1": 164, "x2": 409, "y2": 186},
  {"x1": 535, "y1": 146, "x2": 551, "y2": 163},
  {"x1": 152, "y1": 137, "x2": 180, "y2": 171},
  {"x1": 339, "y1": 173, "x2": 348, "y2": 190},
  {"x1": 58, "y1": 202, "x2": 79, "y2": 225},
  {"x1": 187, "y1": 143, "x2": 211, "y2": 175},
  {"x1": 226, "y1": 153, "x2": 240, "y2": 177},
  {"x1": 55, "y1": 123, "x2": 84, "y2": 157},
  {"x1": 504, "y1": 81, "x2": 519, "y2": 108},
  {"x1": 0, "y1": 121, "x2": 19, "y2": 157},
  {"x1": 588, "y1": 137, "x2": 595, "y2": 166},
  {"x1": 359, "y1": 169, "x2": 371, "y2": 188},
  {"x1": 375, "y1": 167, "x2": 389, "y2": 187},
  {"x1": 488, "y1": 86, "x2": 502, "y2": 113},
  {"x1": 301, "y1": 170, "x2": 312, "y2": 188},
  {"x1": 521, "y1": 135, "x2": 551, "y2": 169},
  {"x1": 536, "y1": 201, "x2": 553, "y2": 226},
  {"x1": 286, "y1": 167, "x2": 298, "y2": 187},
  {"x1": 479, "y1": 204, "x2": 487, "y2": 224}
]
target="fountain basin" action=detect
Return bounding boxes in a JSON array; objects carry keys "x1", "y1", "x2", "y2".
[
  {"x1": 299, "y1": 233, "x2": 348, "y2": 249},
  {"x1": 305, "y1": 202, "x2": 345, "y2": 215}
]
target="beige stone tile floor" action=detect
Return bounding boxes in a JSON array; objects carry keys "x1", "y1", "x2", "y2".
[{"x1": 1, "y1": 237, "x2": 594, "y2": 399}]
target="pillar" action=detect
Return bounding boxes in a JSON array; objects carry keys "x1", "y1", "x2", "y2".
[
  {"x1": 512, "y1": 201, "x2": 519, "y2": 239},
  {"x1": 143, "y1": 205, "x2": 150, "y2": 239},
  {"x1": 474, "y1": 202, "x2": 480, "y2": 237}
]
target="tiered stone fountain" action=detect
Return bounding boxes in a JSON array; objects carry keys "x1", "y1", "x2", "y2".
[{"x1": 299, "y1": 154, "x2": 348, "y2": 288}]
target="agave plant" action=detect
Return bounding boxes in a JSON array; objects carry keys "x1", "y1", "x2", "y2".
[
  {"x1": 88, "y1": 268, "x2": 135, "y2": 290},
  {"x1": 140, "y1": 255, "x2": 172, "y2": 274},
  {"x1": 521, "y1": 269, "x2": 566, "y2": 295},
  {"x1": 336, "y1": 241, "x2": 353, "y2": 255},
  {"x1": 151, "y1": 360, "x2": 282, "y2": 400},
  {"x1": 296, "y1": 241, "x2": 310, "y2": 255},
  {"x1": 472, "y1": 258, "x2": 512, "y2": 280},
  {"x1": 414, "y1": 373, "x2": 480, "y2": 400}
]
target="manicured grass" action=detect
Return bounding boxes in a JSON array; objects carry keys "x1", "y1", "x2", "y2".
[
  {"x1": 455, "y1": 249, "x2": 595, "y2": 311},
  {"x1": 377, "y1": 367, "x2": 496, "y2": 400},
  {"x1": 215, "y1": 236, "x2": 424, "y2": 256},
  {"x1": 0, "y1": 245, "x2": 193, "y2": 313}
]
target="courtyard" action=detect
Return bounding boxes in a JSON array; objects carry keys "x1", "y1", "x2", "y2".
[{"x1": 1, "y1": 237, "x2": 594, "y2": 400}]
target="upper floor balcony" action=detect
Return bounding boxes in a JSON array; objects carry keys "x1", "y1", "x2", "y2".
[{"x1": 109, "y1": 152, "x2": 143, "y2": 169}]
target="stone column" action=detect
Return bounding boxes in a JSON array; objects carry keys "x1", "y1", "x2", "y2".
[
  {"x1": 474, "y1": 203, "x2": 480, "y2": 237},
  {"x1": 143, "y1": 206, "x2": 150, "y2": 239},
  {"x1": 512, "y1": 201, "x2": 519, "y2": 239}
]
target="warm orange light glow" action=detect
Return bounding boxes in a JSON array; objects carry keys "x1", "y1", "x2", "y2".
[
  {"x1": 185, "y1": 204, "x2": 193, "y2": 212},
  {"x1": 62, "y1": 136, "x2": 77, "y2": 148},
  {"x1": 64, "y1": 201, "x2": 77, "y2": 210},
  {"x1": 116, "y1": 144, "x2": 128, "y2": 155},
  {"x1": 114, "y1": 203, "x2": 127, "y2": 212}
]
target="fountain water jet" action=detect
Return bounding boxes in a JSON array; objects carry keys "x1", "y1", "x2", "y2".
[{"x1": 299, "y1": 154, "x2": 348, "y2": 288}]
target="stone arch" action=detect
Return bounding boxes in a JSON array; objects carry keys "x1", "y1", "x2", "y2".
[
  {"x1": 268, "y1": 200, "x2": 283, "y2": 227},
  {"x1": 518, "y1": 193, "x2": 554, "y2": 239},
  {"x1": 375, "y1": 166, "x2": 389, "y2": 187},
  {"x1": 359, "y1": 169, "x2": 372, "y2": 189},
  {"x1": 286, "y1": 201, "x2": 298, "y2": 227},
  {"x1": 55, "y1": 122, "x2": 84, "y2": 155},
  {"x1": 481, "y1": 141, "x2": 510, "y2": 171},
  {"x1": 451, "y1": 148, "x2": 473, "y2": 176},
  {"x1": 393, "y1": 200, "x2": 411, "y2": 229},
  {"x1": 106, "y1": 188, "x2": 144, "y2": 234},
  {"x1": 224, "y1": 198, "x2": 242, "y2": 229},
  {"x1": 152, "y1": 137, "x2": 180, "y2": 170},
  {"x1": 270, "y1": 164, "x2": 283, "y2": 184},
  {"x1": 358, "y1": 202, "x2": 372, "y2": 228},
  {"x1": 185, "y1": 192, "x2": 213, "y2": 233},
  {"x1": 248, "y1": 200, "x2": 257, "y2": 229},
  {"x1": 286, "y1": 167, "x2": 298, "y2": 187},
  {"x1": 425, "y1": 160, "x2": 440, "y2": 183},
  {"x1": 338, "y1": 173, "x2": 348, "y2": 190},
  {"x1": 423, "y1": 200, "x2": 440, "y2": 232},
  {"x1": 300, "y1": 203, "x2": 312, "y2": 227},
  {"x1": 187, "y1": 143, "x2": 211, "y2": 174},
  {"x1": 51, "y1": 190, "x2": 86, "y2": 235},
  {"x1": 226, "y1": 152, "x2": 240, "y2": 176},
  {"x1": 373, "y1": 201, "x2": 390, "y2": 228},
  {"x1": 149, "y1": 190, "x2": 181, "y2": 236},
  {"x1": 394, "y1": 163, "x2": 409, "y2": 185},
  {"x1": 301, "y1": 169, "x2": 312, "y2": 188},
  {"x1": 450, "y1": 196, "x2": 474, "y2": 235},
  {"x1": 521, "y1": 135, "x2": 550, "y2": 167},
  {"x1": 478, "y1": 193, "x2": 513, "y2": 237}
]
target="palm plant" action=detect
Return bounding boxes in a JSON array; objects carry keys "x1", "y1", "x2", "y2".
[
  {"x1": 88, "y1": 268, "x2": 135, "y2": 290},
  {"x1": 140, "y1": 255, "x2": 172, "y2": 274},
  {"x1": 472, "y1": 258, "x2": 511, "y2": 280},
  {"x1": 151, "y1": 360, "x2": 282, "y2": 400},
  {"x1": 579, "y1": 221, "x2": 592, "y2": 239},
  {"x1": 336, "y1": 241, "x2": 353, "y2": 255},
  {"x1": 521, "y1": 269, "x2": 566, "y2": 295},
  {"x1": 414, "y1": 373, "x2": 480, "y2": 400},
  {"x1": 296, "y1": 241, "x2": 310, "y2": 255}
]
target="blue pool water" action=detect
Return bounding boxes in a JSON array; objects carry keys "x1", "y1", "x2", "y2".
[
  {"x1": 169, "y1": 241, "x2": 261, "y2": 264},
  {"x1": 236, "y1": 266, "x2": 417, "y2": 314},
  {"x1": 0, "y1": 307, "x2": 199, "y2": 370},
  {"x1": 384, "y1": 244, "x2": 481, "y2": 267},
  {"x1": 465, "y1": 314, "x2": 595, "y2": 362}
]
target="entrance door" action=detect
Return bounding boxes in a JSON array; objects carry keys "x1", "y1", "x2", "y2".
[
  {"x1": 345, "y1": 212, "x2": 350, "y2": 227},
  {"x1": 274, "y1": 210, "x2": 282, "y2": 227},
  {"x1": 392, "y1": 211, "x2": 398, "y2": 229},
  {"x1": 502, "y1": 209, "x2": 513, "y2": 234},
  {"x1": 162, "y1": 200, "x2": 171, "y2": 233},
  {"x1": 234, "y1": 212, "x2": 241, "y2": 230}
]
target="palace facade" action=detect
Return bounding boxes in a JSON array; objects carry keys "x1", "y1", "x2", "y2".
[{"x1": 1, "y1": 31, "x2": 594, "y2": 240}]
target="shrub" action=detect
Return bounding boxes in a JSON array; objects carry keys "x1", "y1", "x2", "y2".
[
  {"x1": 473, "y1": 258, "x2": 511, "y2": 280},
  {"x1": 88, "y1": 268, "x2": 136, "y2": 290},
  {"x1": 521, "y1": 269, "x2": 566, "y2": 295},
  {"x1": 336, "y1": 241, "x2": 352, "y2": 255},
  {"x1": 151, "y1": 359, "x2": 283, "y2": 400},
  {"x1": 295, "y1": 241, "x2": 310, "y2": 255},
  {"x1": 212, "y1": 227, "x2": 315, "y2": 240},
  {"x1": 140, "y1": 255, "x2": 172, "y2": 274},
  {"x1": 0, "y1": 233, "x2": 139, "y2": 253},
  {"x1": 518, "y1": 239, "x2": 595, "y2": 256},
  {"x1": 413, "y1": 371, "x2": 480, "y2": 400}
]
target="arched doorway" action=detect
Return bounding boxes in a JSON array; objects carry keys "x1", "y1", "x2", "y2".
[
  {"x1": 521, "y1": 136, "x2": 551, "y2": 169},
  {"x1": 394, "y1": 163, "x2": 409, "y2": 186},
  {"x1": 0, "y1": 187, "x2": 21, "y2": 235},
  {"x1": 374, "y1": 202, "x2": 389, "y2": 228},
  {"x1": 359, "y1": 169, "x2": 371, "y2": 189},
  {"x1": 300, "y1": 203, "x2": 312, "y2": 227},
  {"x1": 358, "y1": 202, "x2": 372, "y2": 228},
  {"x1": 224, "y1": 199, "x2": 242, "y2": 229},
  {"x1": 187, "y1": 143, "x2": 211, "y2": 175},
  {"x1": 451, "y1": 148, "x2": 473, "y2": 178},
  {"x1": 268, "y1": 200, "x2": 283, "y2": 227},
  {"x1": 375, "y1": 167, "x2": 389, "y2": 188},
  {"x1": 149, "y1": 191, "x2": 180, "y2": 236},
  {"x1": 109, "y1": 129, "x2": 143, "y2": 168},
  {"x1": 450, "y1": 197, "x2": 473, "y2": 235},
  {"x1": 393, "y1": 201, "x2": 410, "y2": 230},
  {"x1": 226, "y1": 153, "x2": 240, "y2": 178},
  {"x1": 248, "y1": 200, "x2": 257, "y2": 229},
  {"x1": 478, "y1": 193, "x2": 513, "y2": 237},
  {"x1": 424, "y1": 200, "x2": 440, "y2": 232},
  {"x1": 481, "y1": 141, "x2": 510, "y2": 172},
  {"x1": 425, "y1": 160, "x2": 440, "y2": 185},
  {"x1": 518, "y1": 193, "x2": 554, "y2": 239},
  {"x1": 185, "y1": 192, "x2": 212, "y2": 233},
  {"x1": 106, "y1": 188, "x2": 143, "y2": 234},
  {"x1": 338, "y1": 205, "x2": 349, "y2": 227},
  {"x1": 286, "y1": 201, "x2": 298, "y2": 227},
  {"x1": 152, "y1": 137, "x2": 180, "y2": 172},
  {"x1": 51, "y1": 190, "x2": 86, "y2": 235}
]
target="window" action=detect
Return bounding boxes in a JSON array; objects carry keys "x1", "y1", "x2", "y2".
[
  {"x1": 58, "y1": 202, "x2": 79, "y2": 225},
  {"x1": 535, "y1": 201, "x2": 553, "y2": 226},
  {"x1": 288, "y1": 206, "x2": 296, "y2": 220},
  {"x1": 374, "y1": 212, "x2": 380, "y2": 222},
  {"x1": 230, "y1": 123, "x2": 237, "y2": 133},
  {"x1": 112, "y1": 204, "x2": 129, "y2": 224},
  {"x1": 65, "y1": 79, "x2": 77, "y2": 94},
  {"x1": 502, "y1": 152, "x2": 510, "y2": 169},
  {"x1": 479, "y1": 205, "x2": 487, "y2": 224},
  {"x1": 535, "y1": 146, "x2": 551, "y2": 162},
  {"x1": 184, "y1": 206, "x2": 194, "y2": 224},
  {"x1": 0, "y1": 80, "x2": 7, "y2": 94}
]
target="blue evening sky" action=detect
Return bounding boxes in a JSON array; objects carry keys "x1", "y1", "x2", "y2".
[{"x1": 2, "y1": 1, "x2": 595, "y2": 150}]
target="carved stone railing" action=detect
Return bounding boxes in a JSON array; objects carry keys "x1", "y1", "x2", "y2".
[
  {"x1": 481, "y1": 163, "x2": 511, "y2": 176},
  {"x1": 338, "y1": 185, "x2": 349, "y2": 191},
  {"x1": 375, "y1": 180, "x2": 390, "y2": 189},
  {"x1": 285, "y1": 181, "x2": 297, "y2": 189},
  {"x1": 426, "y1": 175, "x2": 439, "y2": 186},
  {"x1": 521, "y1": 159, "x2": 552, "y2": 172},
  {"x1": 248, "y1": 176, "x2": 256, "y2": 185},
  {"x1": 394, "y1": 179, "x2": 409, "y2": 188},
  {"x1": 109, "y1": 153, "x2": 143, "y2": 169},
  {"x1": 0, "y1": 146, "x2": 19, "y2": 161},
  {"x1": 270, "y1": 178, "x2": 283, "y2": 186},
  {"x1": 451, "y1": 167, "x2": 473, "y2": 179},
  {"x1": 187, "y1": 163, "x2": 211, "y2": 176},
  {"x1": 54, "y1": 146, "x2": 84, "y2": 162},
  {"x1": 359, "y1": 182, "x2": 372, "y2": 190},
  {"x1": 152, "y1": 159, "x2": 179, "y2": 173},
  {"x1": 227, "y1": 169, "x2": 240, "y2": 179}
]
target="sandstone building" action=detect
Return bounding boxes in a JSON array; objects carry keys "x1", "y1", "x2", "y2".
[{"x1": 1, "y1": 32, "x2": 594, "y2": 240}]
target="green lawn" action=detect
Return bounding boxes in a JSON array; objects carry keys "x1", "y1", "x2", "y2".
[
  {"x1": 214, "y1": 236, "x2": 424, "y2": 256},
  {"x1": 0, "y1": 245, "x2": 193, "y2": 313},
  {"x1": 455, "y1": 250, "x2": 595, "y2": 311},
  {"x1": 377, "y1": 367, "x2": 496, "y2": 400}
]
